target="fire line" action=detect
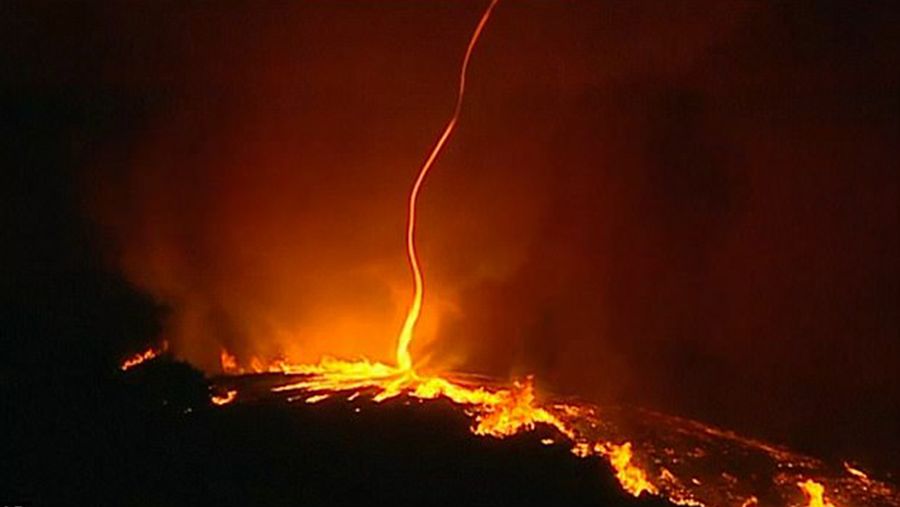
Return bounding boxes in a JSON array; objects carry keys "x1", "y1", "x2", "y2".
[{"x1": 120, "y1": 341, "x2": 168, "y2": 371}]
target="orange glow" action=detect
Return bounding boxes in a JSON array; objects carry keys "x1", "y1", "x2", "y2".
[
  {"x1": 844, "y1": 462, "x2": 869, "y2": 481},
  {"x1": 600, "y1": 442, "x2": 659, "y2": 497},
  {"x1": 571, "y1": 441, "x2": 658, "y2": 497},
  {"x1": 120, "y1": 341, "x2": 168, "y2": 370},
  {"x1": 264, "y1": 354, "x2": 665, "y2": 500},
  {"x1": 205, "y1": 4, "x2": 663, "y2": 500},
  {"x1": 189, "y1": 2, "x2": 878, "y2": 506},
  {"x1": 250, "y1": 356, "x2": 265, "y2": 373},
  {"x1": 304, "y1": 394, "x2": 330, "y2": 404},
  {"x1": 798, "y1": 479, "x2": 836, "y2": 507},
  {"x1": 395, "y1": 0, "x2": 500, "y2": 371},
  {"x1": 269, "y1": 361, "x2": 575, "y2": 440},
  {"x1": 211, "y1": 389, "x2": 237, "y2": 406},
  {"x1": 215, "y1": 351, "x2": 898, "y2": 507},
  {"x1": 95, "y1": 3, "x2": 897, "y2": 507},
  {"x1": 258, "y1": 355, "x2": 675, "y2": 505},
  {"x1": 220, "y1": 349, "x2": 239, "y2": 374}
]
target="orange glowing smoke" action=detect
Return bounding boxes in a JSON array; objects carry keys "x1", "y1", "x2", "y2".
[
  {"x1": 169, "y1": 0, "x2": 899, "y2": 501},
  {"x1": 395, "y1": 0, "x2": 500, "y2": 371},
  {"x1": 120, "y1": 341, "x2": 168, "y2": 370},
  {"x1": 211, "y1": 1, "x2": 661, "y2": 502},
  {"x1": 798, "y1": 479, "x2": 836, "y2": 507}
]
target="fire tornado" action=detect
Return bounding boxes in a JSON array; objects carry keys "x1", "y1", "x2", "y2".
[
  {"x1": 107, "y1": 3, "x2": 900, "y2": 507},
  {"x1": 395, "y1": 0, "x2": 500, "y2": 371},
  {"x1": 7, "y1": 0, "x2": 897, "y2": 503}
]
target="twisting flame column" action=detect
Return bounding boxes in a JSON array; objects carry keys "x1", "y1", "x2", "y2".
[{"x1": 395, "y1": 0, "x2": 501, "y2": 371}]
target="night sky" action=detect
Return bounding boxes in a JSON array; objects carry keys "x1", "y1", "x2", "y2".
[{"x1": 2, "y1": 0, "x2": 898, "y2": 474}]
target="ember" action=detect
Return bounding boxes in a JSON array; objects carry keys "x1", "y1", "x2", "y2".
[
  {"x1": 211, "y1": 389, "x2": 237, "y2": 406},
  {"x1": 120, "y1": 341, "x2": 168, "y2": 371}
]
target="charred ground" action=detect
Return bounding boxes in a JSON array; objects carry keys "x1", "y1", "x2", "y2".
[{"x1": 5, "y1": 359, "x2": 674, "y2": 507}]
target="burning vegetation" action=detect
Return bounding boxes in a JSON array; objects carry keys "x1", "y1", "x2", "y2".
[
  {"x1": 162, "y1": 2, "x2": 897, "y2": 506},
  {"x1": 104, "y1": 1, "x2": 899, "y2": 506},
  {"x1": 210, "y1": 388, "x2": 237, "y2": 406},
  {"x1": 120, "y1": 341, "x2": 168, "y2": 371},
  {"x1": 209, "y1": 351, "x2": 900, "y2": 507},
  {"x1": 798, "y1": 480, "x2": 836, "y2": 507}
]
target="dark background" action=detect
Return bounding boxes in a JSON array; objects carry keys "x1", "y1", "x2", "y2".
[{"x1": 2, "y1": 0, "x2": 898, "y2": 486}]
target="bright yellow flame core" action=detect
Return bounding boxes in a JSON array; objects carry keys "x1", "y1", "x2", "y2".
[
  {"x1": 602, "y1": 442, "x2": 660, "y2": 497},
  {"x1": 261, "y1": 355, "x2": 658, "y2": 499},
  {"x1": 799, "y1": 479, "x2": 836, "y2": 507},
  {"x1": 571, "y1": 441, "x2": 658, "y2": 497}
]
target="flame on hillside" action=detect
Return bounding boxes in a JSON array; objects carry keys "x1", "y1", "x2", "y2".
[
  {"x1": 221, "y1": 351, "x2": 678, "y2": 502},
  {"x1": 122, "y1": 1, "x2": 899, "y2": 506},
  {"x1": 120, "y1": 341, "x2": 168, "y2": 371},
  {"x1": 212, "y1": 351, "x2": 900, "y2": 507},
  {"x1": 218, "y1": 1, "x2": 673, "y2": 499},
  {"x1": 211, "y1": 389, "x2": 237, "y2": 406}
]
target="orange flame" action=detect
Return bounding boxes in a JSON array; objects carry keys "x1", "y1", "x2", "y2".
[
  {"x1": 267, "y1": 359, "x2": 664, "y2": 500},
  {"x1": 601, "y1": 442, "x2": 659, "y2": 497},
  {"x1": 844, "y1": 462, "x2": 870, "y2": 481},
  {"x1": 120, "y1": 341, "x2": 168, "y2": 370},
  {"x1": 798, "y1": 479, "x2": 836, "y2": 507},
  {"x1": 571, "y1": 441, "x2": 658, "y2": 497},
  {"x1": 193, "y1": 4, "x2": 898, "y2": 507},
  {"x1": 270, "y1": 363, "x2": 572, "y2": 438},
  {"x1": 220, "y1": 349, "x2": 239, "y2": 374},
  {"x1": 204, "y1": 1, "x2": 659, "y2": 503},
  {"x1": 209, "y1": 3, "x2": 661, "y2": 499},
  {"x1": 211, "y1": 389, "x2": 237, "y2": 406},
  {"x1": 395, "y1": 0, "x2": 500, "y2": 371}
]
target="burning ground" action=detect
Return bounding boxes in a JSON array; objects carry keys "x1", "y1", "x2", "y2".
[
  {"x1": 17, "y1": 350, "x2": 892, "y2": 507},
  {"x1": 199, "y1": 356, "x2": 899, "y2": 507},
  {"x1": 9, "y1": 352, "x2": 676, "y2": 506}
]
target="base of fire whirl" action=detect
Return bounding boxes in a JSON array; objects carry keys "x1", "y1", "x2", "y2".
[{"x1": 207, "y1": 359, "x2": 900, "y2": 507}]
